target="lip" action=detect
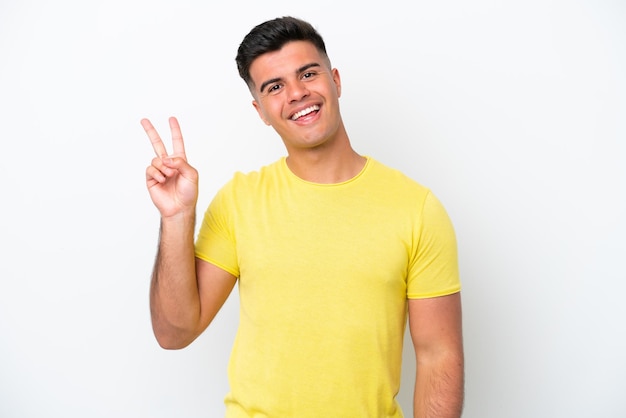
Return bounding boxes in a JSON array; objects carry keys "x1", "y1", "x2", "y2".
[{"x1": 289, "y1": 103, "x2": 321, "y2": 121}]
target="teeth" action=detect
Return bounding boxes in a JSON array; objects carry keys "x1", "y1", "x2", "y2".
[{"x1": 291, "y1": 105, "x2": 319, "y2": 120}]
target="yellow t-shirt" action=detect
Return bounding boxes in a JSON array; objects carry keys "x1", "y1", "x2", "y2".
[{"x1": 195, "y1": 157, "x2": 460, "y2": 417}]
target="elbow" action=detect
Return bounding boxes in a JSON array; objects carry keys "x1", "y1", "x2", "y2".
[
  {"x1": 155, "y1": 336, "x2": 190, "y2": 350},
  {"x1": 151, "y1": 322, "x2": 198, "y2": 350}
]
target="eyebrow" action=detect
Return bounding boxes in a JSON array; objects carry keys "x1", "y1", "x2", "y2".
[{"x1": 258, "y1": 62, "x2": 322, "y2": 94}]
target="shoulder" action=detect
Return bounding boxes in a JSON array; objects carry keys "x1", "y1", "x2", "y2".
[
  {"x1": 222, "y1": 158, "x2": 284, "y2": 191},
  {"x1": 208, "y1": 159, "x2": 284, "y2": 215},
  {"x1": 363, "y1": 158, "x2": 455, "y2": 224},
  {"x1": 364, "y1": 157, "x2": 431, "y2": 199}
]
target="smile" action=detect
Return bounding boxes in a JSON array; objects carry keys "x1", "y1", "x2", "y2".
[{"x1": 291, "y1": 105, "x2": 320, "y2": 121}]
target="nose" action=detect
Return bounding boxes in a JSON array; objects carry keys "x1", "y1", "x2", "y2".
[{"x1": 287, "y1": 80, "x2": 310, "y2": 103}]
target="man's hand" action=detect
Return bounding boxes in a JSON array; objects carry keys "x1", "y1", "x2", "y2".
[{"x1": 141, "y1": 117, "x2": 198, "y2": 218}]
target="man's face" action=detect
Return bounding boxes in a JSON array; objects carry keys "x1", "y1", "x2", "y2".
[{"x1": 249, "y1": 41, "x2": 343, "y2": 153}]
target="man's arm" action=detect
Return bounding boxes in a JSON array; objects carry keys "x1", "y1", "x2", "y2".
[
  {"x1": 150, "y1": 213, "x2": 237, "y2": 349},
  {"x1": 142, "y1": 117, "x2": 237, "y2": 349},
  {"x1": 409, "y1": 292, "x2": 464, "y2": 418}
]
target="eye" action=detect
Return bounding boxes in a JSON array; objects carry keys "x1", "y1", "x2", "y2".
[
  {"x1": 266, "y1": 83, "x2": 283, "y2": 95},
  {"x1": 302, "y1": 71, "x2": 317, "y2": 80}
]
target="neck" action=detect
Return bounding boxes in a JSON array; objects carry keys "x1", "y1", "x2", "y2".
[{"x1": 285, "y1": 145, "x2": 366, "y2": 184}]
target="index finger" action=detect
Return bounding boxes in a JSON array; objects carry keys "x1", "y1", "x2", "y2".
[{"x1": 141, "y1": 118, "x2": 168, "y2": 158}]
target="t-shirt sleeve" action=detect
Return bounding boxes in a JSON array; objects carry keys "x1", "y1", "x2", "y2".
[
  {"x1": 194, "y1": 182, "x2": 240, "y2": 278},
  {"x1": 406, "y1": 191, "x2": 461, "y2": 299}
]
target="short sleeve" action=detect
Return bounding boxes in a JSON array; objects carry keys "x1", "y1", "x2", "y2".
[
  {"x1": 195, "y1": 182, "x2": 240, "y2": 278},
  {"x1": 406, "y1": 191, "x2": 461, "y2": 299}
]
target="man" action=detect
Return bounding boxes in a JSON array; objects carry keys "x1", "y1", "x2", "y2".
[{"x1": 142, "y1": 16, "x2": 463, "y2": 417}]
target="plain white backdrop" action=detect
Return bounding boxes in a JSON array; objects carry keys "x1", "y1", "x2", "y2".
[{"x1": 1, "y1": 0, "x2": 624, "y2": 417}]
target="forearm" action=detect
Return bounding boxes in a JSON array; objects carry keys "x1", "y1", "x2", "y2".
[
  {"x1": 150, "y1": 209, "x2": 200, "y2": 349},
  {"x1": 413, "y1": 351, "x2": 464, "y2": 418}
]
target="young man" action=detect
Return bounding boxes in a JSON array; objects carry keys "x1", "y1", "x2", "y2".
[{"x1": 142, "y1": 16, "x2": 464, "y2": 418}]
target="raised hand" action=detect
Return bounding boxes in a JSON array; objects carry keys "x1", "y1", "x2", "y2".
[{"x1": 142, "y1": 117, "x2": 199, "y2": 218}]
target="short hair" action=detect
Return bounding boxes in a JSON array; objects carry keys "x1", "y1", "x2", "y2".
[{"x1": 235, "y1": 16, "x2": 329, "y2": 88}]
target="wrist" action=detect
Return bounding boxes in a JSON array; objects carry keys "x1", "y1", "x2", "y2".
[{"x1": 160, "y1": 208, "x2": 196, "y2": 230}]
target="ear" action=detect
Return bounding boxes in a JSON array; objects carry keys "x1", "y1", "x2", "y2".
[
  {"x1": 331, "y1": 68, "x2": 342, "y2": 98},
  {"x1": 252, "y1": 100, "x2": 271, "y2": 126}
]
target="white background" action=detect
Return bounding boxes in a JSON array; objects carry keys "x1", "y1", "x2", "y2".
[{"x1": 1, "y1": 0, "x2": 624, "y2": 417}]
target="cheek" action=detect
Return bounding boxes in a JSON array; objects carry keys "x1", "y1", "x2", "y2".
[
  {"x1": 253, "y1": 101, "x2": 271, "y2": 125},
  {"x1": 263, "y1": 102, "x2": 285, "y2": 125},
  {"x1": 258, "y1": 110, "x2": 270, "y2": 125}
]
